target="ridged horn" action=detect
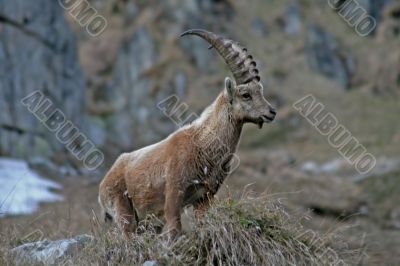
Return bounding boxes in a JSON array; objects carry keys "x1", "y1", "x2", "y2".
[{"x1": 180, "y1": 29, "x2": 260, "y2": 85}]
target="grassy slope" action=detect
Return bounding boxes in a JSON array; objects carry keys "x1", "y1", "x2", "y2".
[{"x1": 1, "y1": 196, "x2": 359, "y2": 265}]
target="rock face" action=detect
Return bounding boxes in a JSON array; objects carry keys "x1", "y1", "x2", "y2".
[
  {"x1": 11, "y1": 234, "x2": 93, "y2": 265},
  {"x1": 85, "y1": 0, "x2": 233, "y2": 151},
  {"x1": 0, "y1": 0, "x2": 86, "y2": 158},
  {"x1": 305, "y1": 24, "x2": 355, "y2": 89},
  {"x1": 102, "y1": 26, "x2": 179, "y2": 149},
  {"x1": 0, "y1": 0, "x2": 236, "y2": 161},
  {"x1": 283, "y1": 3, "x2": 301, "y2": 36}
]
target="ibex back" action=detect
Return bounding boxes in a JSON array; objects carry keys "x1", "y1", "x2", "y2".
[{"x1": 98, "y1": 29, "x2": 276, "y2": 239}]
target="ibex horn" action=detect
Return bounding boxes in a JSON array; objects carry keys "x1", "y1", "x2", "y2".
[{"x1": 180, "y1": 29, "x2": 261, "y2": 85}]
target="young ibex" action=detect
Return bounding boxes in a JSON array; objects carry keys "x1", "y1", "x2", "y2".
[{"x1": 99, "y1": 29, "x2": 276, "y2": 238}]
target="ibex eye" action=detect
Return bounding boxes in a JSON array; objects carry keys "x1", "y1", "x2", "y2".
[{"x1": 242, "y1": 93, "x2": 251, "y2": 100}]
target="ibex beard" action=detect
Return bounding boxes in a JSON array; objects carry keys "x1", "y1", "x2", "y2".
[{"x1": 98, "y1": 29, "x2": 276, "y2": 240}]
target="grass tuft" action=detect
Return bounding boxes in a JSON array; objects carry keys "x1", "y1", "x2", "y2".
[{"x1": 74, "y1": 195, "x2": 354, "y2": 265}]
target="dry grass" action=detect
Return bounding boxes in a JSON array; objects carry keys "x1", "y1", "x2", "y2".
[{"x1": 0, "y1": 194, "x2": 361, "y2": 266}]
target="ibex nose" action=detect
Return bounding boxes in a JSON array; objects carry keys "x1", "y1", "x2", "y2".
[{"x1": 265, "y1": 107, "x2": 276, "y2": 122}]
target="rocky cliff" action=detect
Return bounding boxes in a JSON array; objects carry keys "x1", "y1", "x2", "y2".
[{"x1": 0, "y1": 0, "x2": 85, "y2": 158}]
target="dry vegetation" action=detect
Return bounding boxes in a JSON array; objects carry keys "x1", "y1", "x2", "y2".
[{"x1": 0, "y1": 194, "x2": 361, "y2": 265}]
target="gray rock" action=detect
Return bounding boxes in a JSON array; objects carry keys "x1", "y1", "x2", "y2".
[
  {"x1": 11, "y1": 234, "x2": 94, "y2": 265},
  {"x1": 108, "y1": 26, "x2": 157, "y2": 148},
  {"x1": 0, "y1": 0, "x2": 86, "y2": 158},
  {"x1": 28, "y1": 156, "x2": 78, "y2": 178},
  {"x1": 357, "y1": 0, "x2": 392, "y2": 26},
  {"x1": 27, "y1": 156, "x2": 80, "y2": 178},
  {"x1": 86, "y1": 116, "x2": 107, "y2": 148},
  {"x1": 124, "y1": 1, "x2": 139, "y2": 23},
  {"x1": 284, "y1": 3, "x2": 301, "y2": 36},
  {"x1": 167, "y1": 0, "x2": 199, "y2": 25},
  {"x1": 104, "y1": 26, "x2": 178, "y2": 149},
  {"x1": 143, "y1": 260, "x2": 159, "y2": 266},
  {"x1": 332, "y1": 0, "x2": 392, "y2": 34},
  {"x1": 173, "y1": 0, "x2": 233, "y2": 70},
  {"x1": 251, "y1": 18, "x2": 268, "y2": 37},
  {"x1": 174, "y1": 70, "x2": 187, "y2": 99},
  {"x1": 354, "y1": 157, "x2": 400, "y2": 182},
  {"x1": 305, "y1": 24, "x2": 355, "y2": 89},
  {"x1": 179, "y1": 30, "x2": 213, "y2": 70},
  {"x1": 390, "y1": 207, "x2": 400, "y2": 229}
]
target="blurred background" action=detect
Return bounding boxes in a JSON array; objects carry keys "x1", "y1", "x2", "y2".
[{"x1": 0, "y1": 0, "x2": 399, "y2": 264}]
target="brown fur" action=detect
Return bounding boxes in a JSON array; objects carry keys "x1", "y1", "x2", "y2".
[{"x1": 99, "y1": 77, "x2": 275, "y2": 238}]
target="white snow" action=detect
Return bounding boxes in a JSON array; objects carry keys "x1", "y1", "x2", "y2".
[{"x1": 0, "y1": 158, "x2": 63, "y2": 217}]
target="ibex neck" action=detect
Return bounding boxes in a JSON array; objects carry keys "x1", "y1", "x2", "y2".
[{"x1": 194, "y1": 93, "x2": 243, "y2": 153}]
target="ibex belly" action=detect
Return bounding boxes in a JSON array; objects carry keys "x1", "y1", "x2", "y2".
[{"x1": 129, "y1": 179, "x2": 166, "y2": 221}]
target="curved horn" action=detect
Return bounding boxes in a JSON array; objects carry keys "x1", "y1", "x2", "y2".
[{"x1": 180, "y1": 29, "x2": 260, "y2": 85}]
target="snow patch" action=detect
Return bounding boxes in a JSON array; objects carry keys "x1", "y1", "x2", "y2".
[{"x1": 0, "y1": 158, "x2": 63, "y2": 217}]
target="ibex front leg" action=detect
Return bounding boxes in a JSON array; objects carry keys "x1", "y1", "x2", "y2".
[
  {"x1": 115, "y1": 192, "x2": 137, "y2": 238},
  {"x1": 164, "y1": 179, "x2": 184, "y2": 241}
]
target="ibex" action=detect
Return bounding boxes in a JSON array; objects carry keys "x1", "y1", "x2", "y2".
[{"x1": 99, "y1": 29, "x2": 276, "y2": 239}]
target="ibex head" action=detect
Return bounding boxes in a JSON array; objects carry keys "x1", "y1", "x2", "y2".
[{"x1": 181, "y1": 29, "x2": 276, "y2": 129}]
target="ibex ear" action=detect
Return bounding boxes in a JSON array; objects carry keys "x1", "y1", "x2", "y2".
[{"x1": 224, "y1": 77, "x2": 235, "y2": 104}]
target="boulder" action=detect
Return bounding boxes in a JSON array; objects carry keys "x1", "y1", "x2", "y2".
[
  {"x1": 11, "y1": 234, "x2": 94, "y2": 265},
  {"x1": 143, "y1": 260, "x2": 159, "y2": 266}
]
